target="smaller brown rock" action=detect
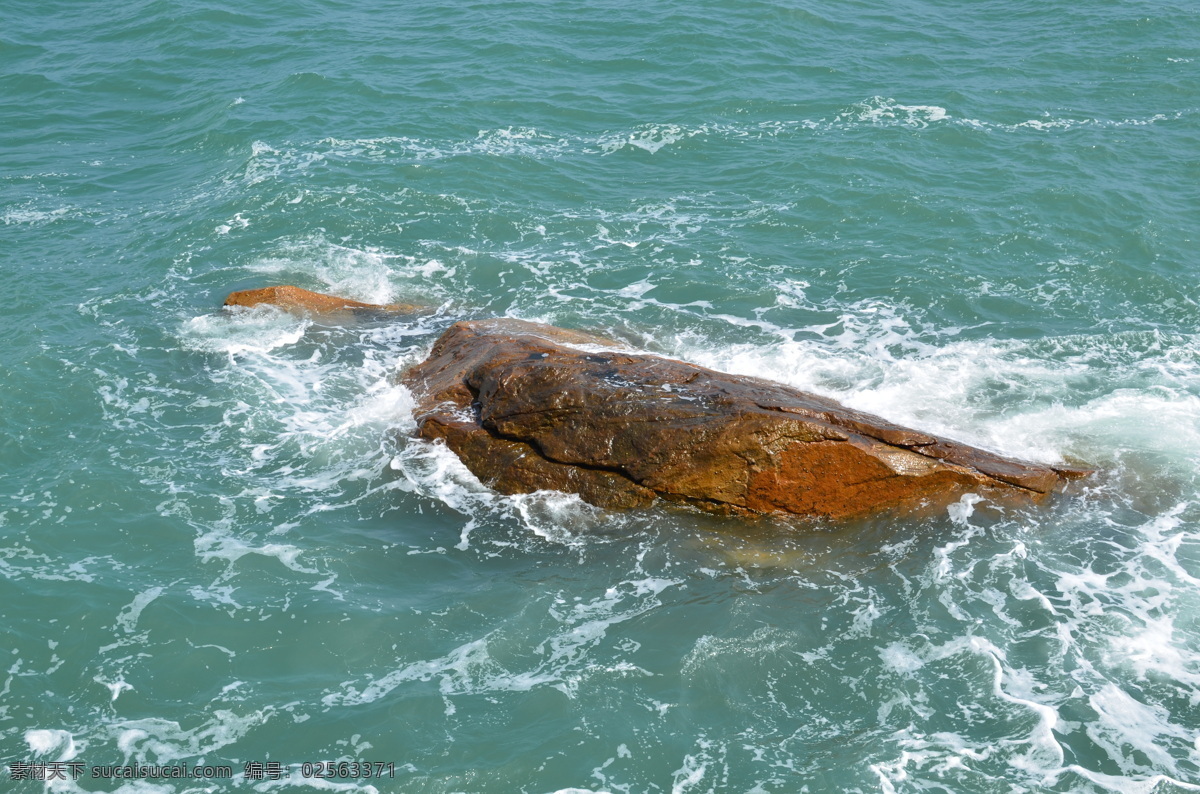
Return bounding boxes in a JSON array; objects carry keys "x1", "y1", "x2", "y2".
[{"x1": 224, "y1": 285, "x2": 426, "y2": 319}]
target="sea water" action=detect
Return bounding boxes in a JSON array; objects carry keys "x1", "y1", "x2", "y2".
[{"x1": 3, "y1": 0, "x2": 1199, "y2": 791}]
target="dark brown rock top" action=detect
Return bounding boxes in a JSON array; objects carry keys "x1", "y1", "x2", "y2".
[{"x1": 400, "y1": 319, "x2": 1090, "y2": 519}]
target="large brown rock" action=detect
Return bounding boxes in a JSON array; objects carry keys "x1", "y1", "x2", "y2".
[{"x1": 401, "y1": 319, "x2": 1090, "y2": 519}]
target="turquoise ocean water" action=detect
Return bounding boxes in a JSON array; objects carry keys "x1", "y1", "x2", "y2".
[{"x1": 3, "y1": 1, "x2": 1200, "y2": 791}]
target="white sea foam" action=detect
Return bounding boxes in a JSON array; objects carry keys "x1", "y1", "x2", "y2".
[
  {"x1": 597, "y1": 123, "x2": 708, "y2": 155},
  {"x1": 94, "y1": 676, "x2": 134, "y2": 702},
  {"x1": 109, "y1": 709, "x2": 272, "y2": 764},
  {"x1": 194, "y1": 531, "x2": 316, "y2": 573},
  {"x1": 682, "y1": 627, "x2": 804, "y2": 677},
  {"x1": 1086, "y1": 684, "x2": 1188, "y2": 774},
  {"x1": 672, "y1": 316, "x2": 1200, "y2": 482},
  {"x1": 3, "y1": 205, "x2": 73, "y2": 225},
  {"x1": 291, "y1": 127, "x2": 572, "y2": 168},
  {"x1": 840, "y1": 97, "x2": 949, "y2": 127},
  {"x1": 183, "y1": 307, "x2": 309, "y2": 357},
  {"x1": 510, "y1": 491, "x2": 617, "y2": 546},
  {"x1": 214, "y1": 212, "x2": 250, "y2": 235},
  {"x1": 219, "y1": 104, "x2": 1194, "y2": 213},
  {"x1": 0, "y1": 546, "x2": 106, "y2": 583},
  {"x1": 241, "y1": 140, "x2": 327, "y2": 186},
  {"x1": 244, "y1": 236, "x2": 419, "y2": 307},
  {"x1": 1047, "y1": 767, "x2": 1200, "y2": 793},
  {"x1": 671, "y1": 751, "x2": 709, "y2": 793},
  {"x1": 322, "y1": 636, "x2": 555, "y2": 709},
  {"x1": 820, "y1": 98, "x2": 1186, "y2": 135},
  {"x1": 115, "y1": 586, "x2": 165, "y2": 634},
  {"x1": 1009, "y1": 112, "x2": 1181, "y2": 131},
  {"x1": 864, "y1": 486, "x2": 1200, "y2": 789},
  {"x1": 325, "y1": 572, "x2": 675, "y2": 707},
  {"x1": 469, "y1": 126, "x2": 573, "y2": 158},
  {"x1": 879, "y1": 642, "x2": 924, "y2": 674},
  {"x1": 947, "y1": 494, "x2": 985, "y2": 527},
  {"x1": 254, "y1": 771, "x2": 382, "y2": 793},
  {"x1": 25, "y1": 729, "x2": 77, "y2": 760},
  {"x1": 388, "y1": 439, "x2": 499, "y2": 530}
]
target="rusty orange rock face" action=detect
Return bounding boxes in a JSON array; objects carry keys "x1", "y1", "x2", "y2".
[
  {"x1": 401, "y1": 319, "x2": 1090, "y2": 519},
  {"x1": 224, "y1": 285, "x2": 425, "y2": 318}
]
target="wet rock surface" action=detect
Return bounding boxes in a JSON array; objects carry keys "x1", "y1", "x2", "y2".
[
  {"x1": 224, "y1": 285, "x2": 426, "y2": 319},
  {"x1": 401, "y1": 318, "x2": 1091, "y2": 519}
]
